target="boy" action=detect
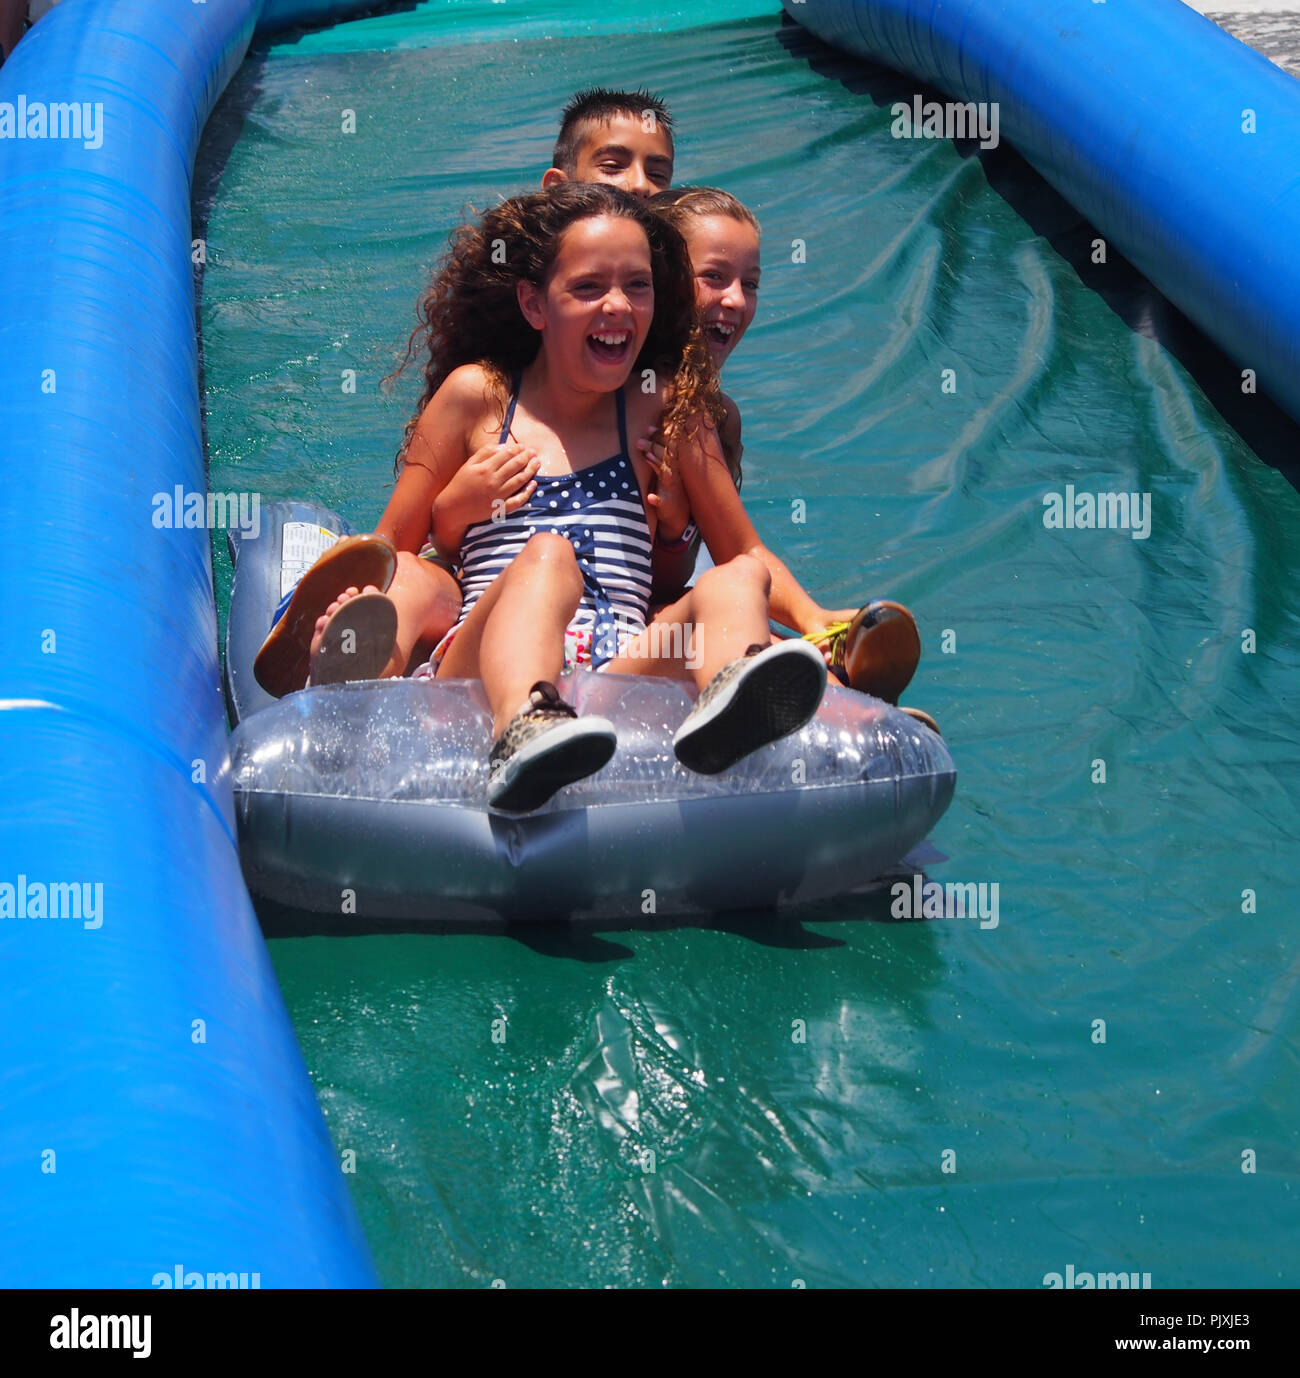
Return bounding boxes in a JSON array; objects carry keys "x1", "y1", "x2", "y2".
[{"x1": 541, "y1": 87, "x2": 675, "y2": 201}]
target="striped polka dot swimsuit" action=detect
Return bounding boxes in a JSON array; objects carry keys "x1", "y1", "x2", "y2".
[{"x1": 451, "y1": 375, "x2": 652, "y2": 670}]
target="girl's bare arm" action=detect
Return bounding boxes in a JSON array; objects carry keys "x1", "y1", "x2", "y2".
[
  {"x1": 677, "y1": 419, "x2": 849, "y2": 636},
  {"x1": 645, "y1": 394, "x2": 742, "y2": 599},
  {"x1": 373, "y1": 366, "x2": 484, "y2": 552}
]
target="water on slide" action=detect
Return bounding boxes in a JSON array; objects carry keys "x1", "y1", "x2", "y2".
[{"x1": 196, "y1": 1, "x2": 1300, "y2": 1286}]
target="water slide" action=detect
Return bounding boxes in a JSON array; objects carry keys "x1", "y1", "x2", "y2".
[
  {"x1": 785, "y1": 0, "x2": 1300, "y2": 426},
  {"x1": 2, "y1": 0, "x2": 1297, "y2": 1286}
]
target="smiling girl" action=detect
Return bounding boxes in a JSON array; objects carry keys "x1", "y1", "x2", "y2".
[
  {"x1": 655, "y1": 189, "x2": 757, "y2": 462},
  {"x1": 642, "y1": 186, "x2": 925, "y2": 707}
]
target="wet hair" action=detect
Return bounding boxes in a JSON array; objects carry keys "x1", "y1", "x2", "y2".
[
  {"x1": 552, "y1": 87, "x2": 674, "y2": 176},
  {"x1": 389, "y1": 181, "x2": 721, "y2": 475},
  {"x1": 648, "y1": 187, "x2": 760, "y2": 487},
  {"x1": 647, "y1": 185, "x2": 760, "y2": 237}
]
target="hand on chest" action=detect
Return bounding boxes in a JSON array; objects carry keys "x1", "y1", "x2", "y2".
[{"x1": 490, "y1": 414, "x2": 651, "y2": 498}]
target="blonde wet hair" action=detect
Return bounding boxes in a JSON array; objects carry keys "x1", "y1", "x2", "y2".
[{"x1": 648, "y1": 187, "x2": 759, "y2": 487}]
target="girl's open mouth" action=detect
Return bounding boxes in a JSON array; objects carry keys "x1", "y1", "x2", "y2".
[
  {"x1": 587, "y1": 330, "x2": 632, "y2": 364},
  {"x1": 705, "y1": 320, "x2": 738, "y2": 352}
]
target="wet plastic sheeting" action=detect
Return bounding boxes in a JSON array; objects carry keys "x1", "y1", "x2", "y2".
[{"x1": 198, "y1": 8, "x2": 1300, "y2": 1285}]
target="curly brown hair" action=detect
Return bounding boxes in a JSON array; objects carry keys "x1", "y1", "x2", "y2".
[{"x1": 388, "y1": 182, "x2": 723, "y2": 475}]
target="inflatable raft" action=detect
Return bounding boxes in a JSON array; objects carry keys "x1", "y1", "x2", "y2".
[{"x1": 226, "y1": 504, "x2": 957, "y2": 923}]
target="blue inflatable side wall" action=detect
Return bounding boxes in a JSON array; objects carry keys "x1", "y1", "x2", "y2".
[
  {"x1": 0, "y1": 0, "x2": 378, "y2": 1286},
  {"x1": 784, "y1": 0, "x2": 1300, "y2": 429}
]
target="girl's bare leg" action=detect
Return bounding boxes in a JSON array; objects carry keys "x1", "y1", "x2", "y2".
[
  {"x1": 382, "y1": 552, "x2": 462, "y2": 676},
  {"x1": 608, "y1": 555, "x2": 825, "y2": 775},
  {"x1": 605, "y1": 554, "x2": 771, "y2": 682},
  {"x1": 437, "y1": 533, "x2": 583, "y2": 736}
]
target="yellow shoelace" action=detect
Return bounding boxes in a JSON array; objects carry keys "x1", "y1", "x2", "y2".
[{"x1": 802, "y1": 620, "x2": 852, "y2": 667}]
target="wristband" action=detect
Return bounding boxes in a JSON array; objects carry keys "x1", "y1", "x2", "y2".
[{"x1": 654, "y1": 519, "x2": 697, "y2": 552}]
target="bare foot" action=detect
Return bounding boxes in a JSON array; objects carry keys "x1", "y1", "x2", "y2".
[{"x1": 309, "y1": 585, "x2": 366, "y2": 658}]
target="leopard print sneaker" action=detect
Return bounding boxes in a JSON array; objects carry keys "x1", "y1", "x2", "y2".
[
  {"x1": 487, "y1": 681, "x2": 617, "y2": 814},
  {"x1": 673, "y1": 639, "x2": 827, "y2": 775}
]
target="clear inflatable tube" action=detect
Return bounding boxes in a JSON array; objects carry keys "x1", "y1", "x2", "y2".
[{"x1": 228, "y1": 504, "x2": 957, "y2": 923}]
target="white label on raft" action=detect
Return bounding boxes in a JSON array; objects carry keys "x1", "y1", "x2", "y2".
[{"x1": 280, "y1": 523, "x2": 341, "y2": 598}]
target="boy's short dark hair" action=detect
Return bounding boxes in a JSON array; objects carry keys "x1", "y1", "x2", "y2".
[{"x1": 552, "y1": 87, "x2": 675, "y2": 174}]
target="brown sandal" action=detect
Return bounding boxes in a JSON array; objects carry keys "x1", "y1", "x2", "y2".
[
  {"x1": 899, "y1": 706, "x2": 941, "y2": 735},
  {"x1": 806, "y1": 600, "x2": 921, "y2": 704},
  {"x1": 308, "y1": 592, "x2": 399, "y2": 687},
  {"x1": 253, "y1": 533, "x2": 397, "y2": 697}
]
